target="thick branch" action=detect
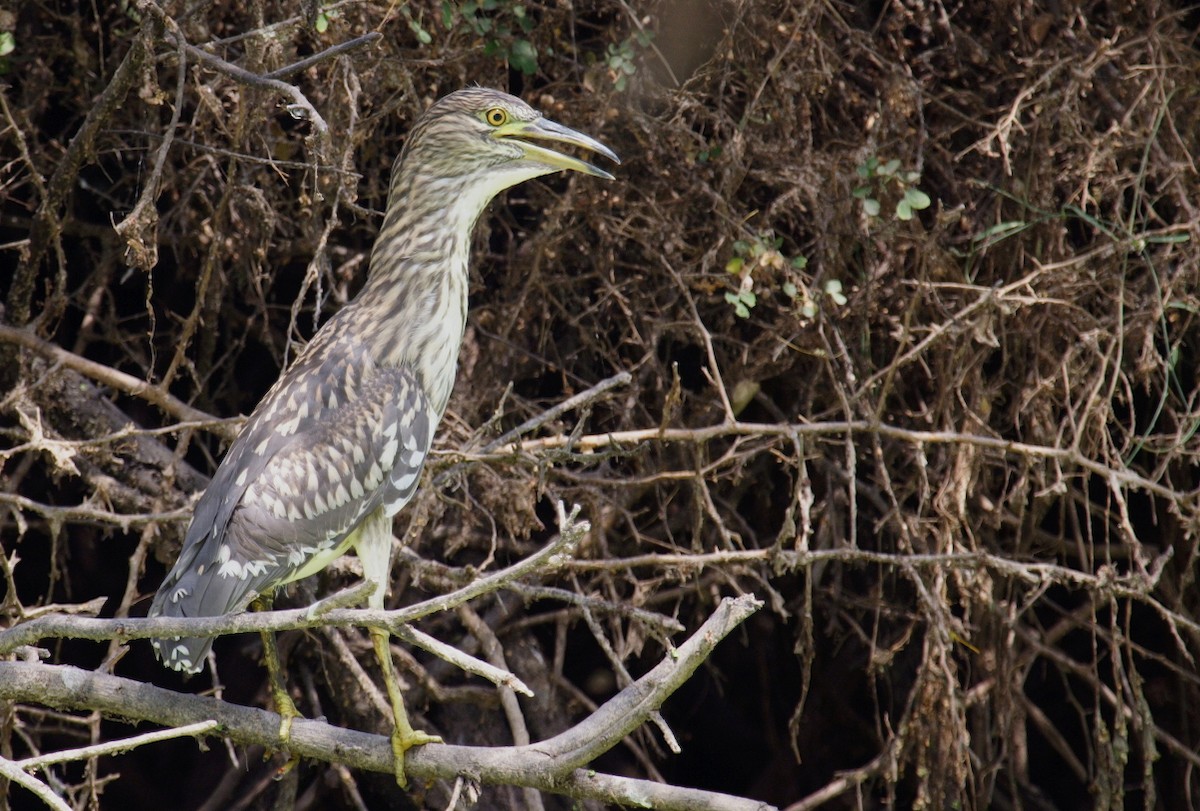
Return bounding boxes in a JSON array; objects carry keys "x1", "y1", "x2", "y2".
[
  {"x1": 0, "y1": 595, "x2": 769, "y2": 811},
  {"x1": 0, "y1": 324, "x2": 232, "y2": 439}
]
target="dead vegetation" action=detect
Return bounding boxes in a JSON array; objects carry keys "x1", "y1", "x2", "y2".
[{"x1": 2, "y1": 1, "x2": 1199, "y2": 809}]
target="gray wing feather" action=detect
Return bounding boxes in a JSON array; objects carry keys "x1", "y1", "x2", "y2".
[{"x1": 149, "y1": 331, "x2": 434, "y2": 673}]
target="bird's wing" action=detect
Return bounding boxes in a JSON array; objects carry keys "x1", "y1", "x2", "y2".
[{"x1": 149, "y1": 331, "x2": 435, "y2": 672}]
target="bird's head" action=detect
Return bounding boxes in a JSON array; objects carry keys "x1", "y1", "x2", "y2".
[{"x1": 399, "y1": 88, "x2": 619, "y2": 192}]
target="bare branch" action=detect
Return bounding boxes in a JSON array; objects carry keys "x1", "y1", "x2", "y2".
[
  {"x1": 0, "y1": 324, "x2": 232, "y2": 439},
  {"x1": 264, "y1": 32, "x2": 382, "y2": 81},
  {"x1": 0, "y1": 595, "x2": 770, "y2": 811},
  {"x1": 0, "y1": 512, "x2": 585, "y2": 654},
  {"x1": 0, "y1": 757, "x2": 71, "y2": 811},
  {"x1": 17, "y1": 721, "x2": 220, "y2": 772},
  {"x1": 481, "y1": 370, "x2": 633, "y2": 452},
  {"x1": 465, "y1": 419, "x2": 1190, "y2": 503}
]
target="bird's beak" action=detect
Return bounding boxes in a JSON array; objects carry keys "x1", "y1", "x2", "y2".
[{"x1": 494, "y1": 117, "x2": 620, "y2": 180}]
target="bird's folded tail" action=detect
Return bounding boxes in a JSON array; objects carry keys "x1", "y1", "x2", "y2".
[{"x1": 147, "y1": 537, "x2": 273, "y2": 674}]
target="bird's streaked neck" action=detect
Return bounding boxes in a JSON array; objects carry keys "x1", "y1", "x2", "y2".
[
  {"x1": 354, "y1": 161, "x2": 554, "y2": 413},
  {"x1": 366, "y1": 161, "x2": 554, "y2": 288}
]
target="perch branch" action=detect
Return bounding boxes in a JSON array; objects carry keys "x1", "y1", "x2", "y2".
[
  {"x1": 0, "y1": 506, "x2": 586, "y2": 654},
  {"x1": 0, "y1": 595, "x2": 769, "y2": 811}
]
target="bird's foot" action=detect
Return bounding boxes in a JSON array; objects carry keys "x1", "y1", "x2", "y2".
[
  {"x1": 268, "y1": 680, "x2": 305, "y2": 778},
  {"x1": 388, "y1": 723, "x2": 443, "y2": 788}
]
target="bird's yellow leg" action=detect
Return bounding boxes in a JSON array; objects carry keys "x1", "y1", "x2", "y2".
[
  {"x1": 370, "y1": 628, "x2": 442, "y2": 787},
  {"x1": 251, "y1": 596, "x2": 303, "y2": 775}
]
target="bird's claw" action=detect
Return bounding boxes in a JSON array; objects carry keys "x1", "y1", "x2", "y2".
[
  {"x1": 389, "y1": 726, "x2": 443, "y2": 788},
  {"x1": 265, "y1": 673, "x2": 304, "y2": 778}
]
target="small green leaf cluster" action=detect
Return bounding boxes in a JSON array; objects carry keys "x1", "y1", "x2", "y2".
[
  {"x1": 382, "y1": 2, "x2": 541, "y2": 74},
  {"x1": 853, "y1": 156, "x2": 932, "y2": 221},
  {"x1": 724, "y1": 232, "x2": 809, "y2": 319},
  {"x1": 605, "y1": 31, "x2": 653, "y2": 91},
  {"x1": 314, "y1": 5, "x2": 338, "y2": 34},
  {"x1": 442, "y1": 0, "x2": 540, "y2": 75},
  {"x1": 0, "y1": 8, "x2": 13, "y2": 73}
]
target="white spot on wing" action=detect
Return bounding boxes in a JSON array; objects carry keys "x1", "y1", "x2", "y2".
[{"x1": 381, "y1": 438, "x2": 399, "y2": 468}]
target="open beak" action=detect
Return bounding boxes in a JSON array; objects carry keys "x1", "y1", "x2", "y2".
[{"x1": 494, "y1": 117, "x2": 620, "y2": 180}]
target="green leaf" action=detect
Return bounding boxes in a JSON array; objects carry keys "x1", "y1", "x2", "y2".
[
  {"x1": 905, "y1": 187, "x2": 932, "y2": 210},
  {"x1": 852, "y1": 185, "x2": 871, "y2": 199},
  {"x1": 879, "y1": 158, "x2": 900, "y2": 176},
  {"x1": 1145, "y1": 232, "x2": 1191, "y2": 244},
  {"x1": 973, "y1": 220, "x2": 1026, "y2": 243},
  {"x1": 725, "y1": 257, "x2": 744, "y2": 274},
  {"x1": 740, "y1": 290, "x2": 757, "y2": 308},
  {"x1": 895, "y1": 198, "x2": 912, "y2": 220},
  {"x1": 0, "y1": 32, "x2": 12, "y2": 57},
  {"x1": 782, "y1": 281, "x2": 798, "y2": 299},
  {"x1": 790, "y1": 255, "x2": 808, "y2": 269},
  {"x1": 509, "y1": 39, "x2": 538, "y2": 74},
  {"x1": 863, "y1": 197, "x2": 880, "y2": 217},
  {"x1": 824, "y1": 279, "x2": 847, "y2": 305},
  {"x1": 315, "y1": 12, "x2": 329, "y2": 33}
]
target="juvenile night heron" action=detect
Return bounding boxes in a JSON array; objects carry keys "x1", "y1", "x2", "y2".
[{"x1": 149, "y1": 87, "x2": 617, "y2": 785}]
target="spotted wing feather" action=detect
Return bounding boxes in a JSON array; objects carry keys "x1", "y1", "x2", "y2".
[{"x1": 149, "y1": 330, "x2": 434, "y2": 673}]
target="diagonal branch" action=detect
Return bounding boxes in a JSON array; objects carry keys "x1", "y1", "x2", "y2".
[
  {"x1": 0, "y1": 595, "x2": 769, "y2": 811},
  {"x1": 0, "y1": 324, "x2": 232, "y2": 439}
]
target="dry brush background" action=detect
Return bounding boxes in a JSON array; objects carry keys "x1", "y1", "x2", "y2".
[{"x1": 1, "y1": 1, "x2": 1200, "y2": 809}]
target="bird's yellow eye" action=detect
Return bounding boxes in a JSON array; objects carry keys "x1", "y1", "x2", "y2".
[{"x1": 484, "y1": 107, "x2": 509, "y2": 127}]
